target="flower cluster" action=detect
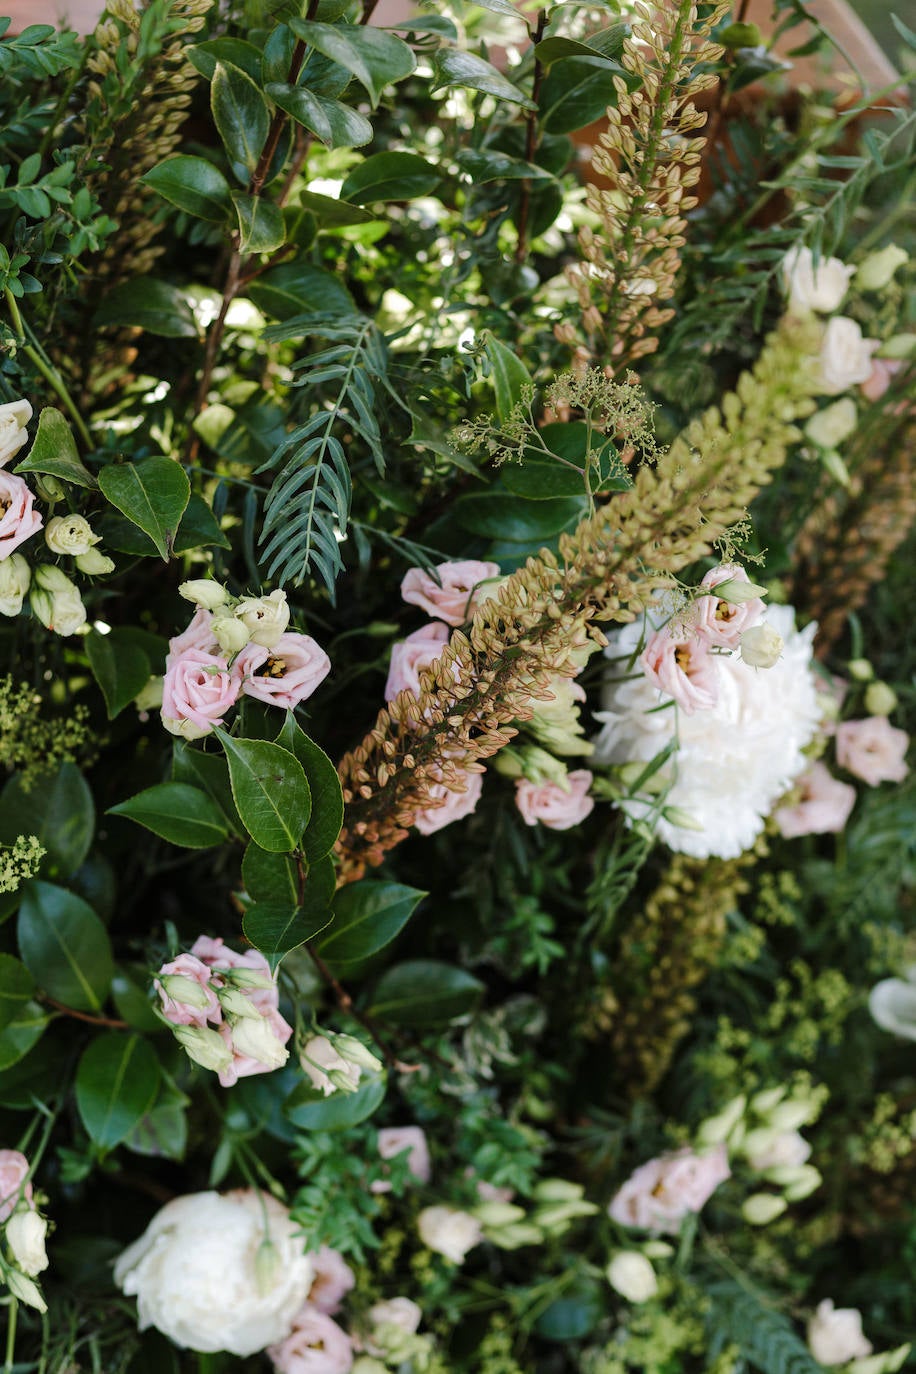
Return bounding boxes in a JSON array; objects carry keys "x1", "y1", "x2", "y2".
[
  {"x1": 0, "y1": 1149, "x2": 50, "y2": 1314},
  {"x1": 154, "y1": 937, "x2": 292, "y2": 1087}
]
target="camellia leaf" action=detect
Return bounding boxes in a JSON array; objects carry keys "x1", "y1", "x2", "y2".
[
  {"x1": 215, "y1": 732, "x2": 311, "y2": 852},
  {"x1": 538, "y1": 55, "x2": 626, "y2": 135},
  {"x1": 242, "y1": 896, "x2": 333, "y2": 970},
  {"x1": 274, "y1": 715, "x2": 344, "y2": 862},
  {"x1": 247, "y1": 263, "x2": 355, "y2": 321},
  {"x1": 242, "y1": 844, "x2": 299, "y2": 906},
  {"x1": 482, "y1": 331, "x2": 532, "y2": 423},
  {"x1": 172, "y1": 743, "x2": 243, "y2": 835},
  {"x1": 0, "y1": 763, "x2": 94, "y2": 879},
  {"x1": 188, "y1": 37, "x2": 262, "y2": 82},
  {"x1": 98, "y1": 457, "x2": 191, "y2": 561},
  {"x1": 368, "y1": 960, "x2": 484, "y2": 1025},
  {"x1": 266, "y1": 82, "x2": 373, "y2": 149},
  {"x1": 75, "y1": 1033, "x2": 161, "y2": 1151},
  {"x1": 14, "y1": 406, "x2": 96, "y2": 488},
  {"x1": 93, "y1": 277, "x2": 198, "y2": 338},
  {"x1": 0, "y1": 1001, "x2": 48, "y2": 1073},
  {"x1": 289, "y1": 20, "x2": 416, "y2": 107},
  {"x1": 18, "y1": 881, "x2": 114, "y2": 1013},
  {"x1": 108, "y1": 782, "x2": 229, "y2": 849},
  {"x1": 232, "y1": 193, "x2": 287, "y2": 254},
  {"x1": 0, "y1": 954, "x2": 34, "y2": 1032},
  {"x1": 211, "y1": 60, "x2": 270, "y2": 178},
  {"x1": 86, "y1": 628, "x2": 151, "y2": 720},
  {"x1": 285, "y1": 1070, "x2": 386, "y2": 1130},
  {"x1": 317, "y1": 882, "x2": 425, "y2": 970},
  {"x1": 433, "y1": 47, "x2": 536, "y2": 109},
  {"x1": 341, "y1": 151, "x2": 440, "y2": 205},
  {"x1": 142, "y1": 154, "x2": 233, "y2": 223}
]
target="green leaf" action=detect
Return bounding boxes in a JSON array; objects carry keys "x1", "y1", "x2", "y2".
[
  {"x1": 93, "y1": 277, "x2": 198, "y2": 338},
  {"x1": 289, "y1": 20, "x2": 416, "y2": 107},
  {"x1": 247, "y1": 262, "x2": 355, "y2": 320},
  {"x1": 211, "y1": 60, "x2": 270, "y2": 177},
  {"x1": 98, "y1": 456, "x2": 191, "y2": 561},
  {"x1": 433, "y1": 47, "x2": 536, "y2": 109},
  {"x1": 274, "y1": 715, "x2": 344, "y2": 862},
  {"x1": 172, "y1": 743, "x2": 242, "y2": 835},
  {"x1": 452, "y1": 492, "x2": 584, "y2": 541},
  {"x1": 535, "y1": 1280, "x2": 603, "y2": 1341},
  {"x1": 501, "y1": 423, "x2": 623, "y2": 499},
  {"x1": 18, "y1": 881, "x2": 114, "y2": 1013},
  {"x1": 75, "y1": 1033, "x2": 160, "y2": 1151},
  {"x1": 538, "y1": 55, "x2": 626, "y2": 134},
  {"x1": 0, "y1": 1001, "x2": 47, "y2": 1072},
  {"x1": 242, "y1": 896, "x2": 333, "y2": 969},
  {"x1": 14, "y1": 406, "x2": 96, "y2": 489},
  {"x1": 172, "y1": 493, "x2": 232, "y2": 553},
  {"x1": 216, "y1": 733, "x2": 311, "y2": 852},
  {"x1": 368, "y1": 960, "x2": 483, "y2": 1025},
  {"x1": 294, "y1": 190, "x2": 376, "y2": 226},
  {"x1": 111, "y1": 967, "x2": 164, "y2": 1033},
  {"x1": 86, "y1": 628, "x2": 151, "y2": 720},
  {"x1": 317, "y1": 882, "x2": 424, "y2": 970},
  {"x1": 0, "y1": 954, "x2": 34, "y2": 1032},
  {"x1": 188, "y1": 37, "x2": 262, "y2": 82},
  {"x1": 266, "y1": 82, "x2": 373, "y2": 149},
  {"x1": 242, "y1": 844, "x2": 299, "y2": 905},
  {"x1": 0, "y1": 764, "x2": 94, "y2": 879},
  {"x1": 285, "y1": 1069, "x2": 386, "y2": 1130},
  {"x1": 142, "y1": 154, "x2": 233, "y2": 223},
  {"x1": 108, "y1": 782, "x2": 229, "y2": 849},
  {"x1": 341, "y1": 151, "x2": 439, "y2": 205},
  {"x1": 455, "y1": 149, "x2": 552, "y2": 184},
  {"x1": 232, "y1": 193, "x2": 286, "y2": 253},
  {"x1": 125, "y1": 1083, "x2": 189, "y2": 1161},
  {"x1": 482, "y1": 331, "x2": 532, "y2": 423}
]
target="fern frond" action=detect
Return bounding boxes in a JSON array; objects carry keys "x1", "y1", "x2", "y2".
[{"x1": 707, "y1": 1281, "x2": 823, "y2": 1374}]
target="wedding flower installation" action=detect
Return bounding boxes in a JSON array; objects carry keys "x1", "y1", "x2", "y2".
[{"x1": 0, "y1": 0, "x2": 913, "y2": 1370}]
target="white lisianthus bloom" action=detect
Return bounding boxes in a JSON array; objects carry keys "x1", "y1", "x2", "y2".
[
  {"x1": 818, "y1": 317, "x2": 879, "y2": 394},
  {"x1": 369, "y1": 1297, "x2": 423, "y2": 1336},
  {"x1": 44, "y1": 514, "x2": 100, "y2": 557},
  {"x1": 606, "y1": 1251, "x2": 658, "y2": 1303},
  {"x1": 807, "y1": 1300, "x2": 873, "y2": 1366},
  {"x1": 782, "y1": 246, "x2": 853, "y2": 313},
  {"x1": 6, "y1": 1208, "x2": 49, "y2": 1275},
  {"x1": 0, "y1": 399, "x2": 32, "y2": 467},
  {"x1": 114, "y1": 1190, "x2": 314, "y2": 1356},
  {"x1": 417, "y1": 1205, "x2": 483, "y2": 1264},
  {"x1": 0, "y1": 553, "x2": 30, "y2": 616},
  {"x1": 593, "y1": 604, "x2": 820, "y2": 859},
  {"x1": 234, "y1": 589, "x2": 290, "y2": 647}
]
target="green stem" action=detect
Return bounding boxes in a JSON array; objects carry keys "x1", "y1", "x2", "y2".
[
  {"x1": 4, "y1": 1295, "x2": 17, "y2": 1374},
  {"x1": 4, "y1": 288, "x2": 92, "y2": 450},
  {"x1": 4, "y1": 289, "x2": 23, "y2": 341}
]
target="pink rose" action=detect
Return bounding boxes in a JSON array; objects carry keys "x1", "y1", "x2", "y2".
[
  {"x1": 694, "y1": 565, "x2": 764, "y2": 649},
  {"x1": 385, "y1": 622, "x2": 450, "y2": 701},
  {"x1": 836, "y1": 717, "x2": 909, "y2": 787},
  {"x1": 161, "y1": 649, "x2": 240, "y2": 739},
  {"x1": 307, "y1": 1247, "x2": 355, "y2": 1316},
  {"x1": 236, "y1": 632, "x2": 330, "y2": 710},
  {"x1": 640, "y1": 629, "x2": 719, "y2": 714},
  {"x1": 515, "y1": 770, "x2": 595, "y2": 830},
  {"x1": 0, "y1": 1149, "x2": 32, "y2": 1223},
  {"x1": 154, "y1": 952, "x2": 222, "y2": 1028},
  {"x1": 0, "y1": 471, "x2": 42, "y2": 561},
  {"x1": 216, "y1": 1007, "x2": 294, "y2": 1089},
  {"x1": 167, "y1": 607, "x2": 220, "y2": 663},
  {"x1": 774, "y1": 762, "x2": 856, "y2": 838},
  {"x1": 401, "y1": 560, "x2": 500, "y2": 626},
  {"x1": 371, "y1": 1126, "x2": 432, "y2": 1194},
  {"x1": 268, "y1": 1306, "x2": 353, "y2": 1374},
  {"x1": 413, "y1": 770, "x2": 484, "y2": 835},
  {"x1": 608, "y1": 1145, "x2": 730, "y2": 1234},
  {"x1": 861, "y1": 358, "x2": 902, "y2": 403}
]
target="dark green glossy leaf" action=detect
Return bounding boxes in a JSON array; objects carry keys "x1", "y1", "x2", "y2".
[
  {"x1": 289, "y1": 21, "x2": 416, "y2": 107},
  {"x1": 86, "y1": 629, "x2": 151, "y2": 720},
  {"x1": 247, "y1": 262, "x2": 355, "y2": 321},
  {"x1": 211, "y1": 60, "x2": 270, "y2": 177},
  {"x1": 0, "y1": 954, "x2": 34, "y2": 1032},
  {"x1": 274, "y1": 715, "x2": 344, "y2": 862},
  {"x1": 285, "y1": 1069, "x2": 386, "y2": 1130},
  {"x1": 0, "y1": 1000, "x2": 47, "y2": 1072},
  {"x1": 538, "y1": 55, "x2": 625, "y2": 134},
  {"x1": 242, "y1": 844, "x2": 299, "y2": 905},
  {"x1": 433, "y1": 47, "x2": 536, "y2": 108},
  {"x1": 455, "y1": 149, "x2": 552, "y2": 183},
  {"x1": 111, "y1": 967, "x2": 164, "y2": 1033},
  {"x1": 368, "y1": 960, "x2": 483, "y2": 1025},
  {"x1": 99, "y1": 457, "x2": 190, "y2": 561},
  {"x1": 242, "y1": 896, "x2": 332, "y2": 969},
  {"x1": 108, "y1": 782, "x2": 229, "y2": 849},
  {"x1": 483, "y1": 331, "x2": 532, "y2": 423},
  {"x1": 93, "y1": 277, "x2": 198, "y2": 338},
  {"x1": 341, "y1": 151, "x2": 439, "y2": 205},
  {"x1": 14, "y1": 406, "x2": 96, "y2": 488},
  {"x1": 18, "y1": 881, "x2": 114, "y2": 1013},
  {"x1": 188, "y1": 37, "x2": 262, "y2": 81},
  {"x1": 0, "y1": 764, "x2": 94, "y2": 879},
  {"x1": 172, "y1": 493, "x2": 232, "y2": 553},
  {"x1": 216, "y1": 733, "x2": 311, "y2": 852},
  {"x1": 317, "y1": 881, "x2": 424, "y2": 970},
  {"x1": 142, "y1": 154, "x2": 233, "y2": 223},
  {"x1": 266, "y1": 82, "x2": 373, "y2": 149},
  {"x1": 451, "y1": 491, "x2": 584, "y2": 541},
  {"x1": 232, "y1": 193, "x2": 286, "y2": 254},
  {"x1": 172, "y1": 743, "x2": 242, "y2": 835},
  {"x1": 75, "y1": 1033, "x2": 160, "y2": 1150}
]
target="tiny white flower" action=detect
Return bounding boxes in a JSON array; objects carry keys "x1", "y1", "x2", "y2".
[{"x1": 782, "y1": 246, "x2": 853, "y2": 313}]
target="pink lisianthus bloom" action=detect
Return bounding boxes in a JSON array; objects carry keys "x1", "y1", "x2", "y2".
[
  {"x1": 371, "y1": 1126, "x2": 432, "y2": 1194},
  {"x1": 216, "y1": 1007, "x2": 294, "y2": 1089},
  {"x1": 640, "y1": 629, "x2": 719, "y2": 714},
  {"x1": 0, "y1": 470, "x2": 42, "y2": 560},
  {"x1": 161, "y1": 649, "x2": 240, "y2": 739},
  {"x1": 385, "y1": 622, "x2": 450, "y2": 701},
  {"x1": 608, "y1": 1145, "x2": 730, "y2": 1235},
  {"x1": 694, "y1": 565, "x2": 765, "y2": 649},
  {"x1": 307, "y1": 1248, "x2": 355, "y2": 1316},
  {"x1": 413, "y1": 770, "x2": 484, "y2": 836},
  {"x1": 401, "y1": 560, "x2": 500, "y2": 626},
  {"x1": 836, "y1": 717, "x2": 909, "y2": 786},
  {"x1": 514, "y1": 770, "x2": 595, "y2": 830},
  {"x1": 860, "y1": 357, "x2": 902, "y2": 403},
  {"x1": 236, "y1": 632, "x2": 331, "y2": 710},
  {"x1": 167, "y1": 607, "x2": 221, "y2": 663},
  {"x1": 0, "y1": 1149, "x2": 33, "y2": 1223},
  {"x1": 774, "y1": 762, "x2": 856, "y2": 838},
  {"x1": 268, "y1": 1305, "x2": 353, "y2": 1374},
  {"x1": 154, "y1": 952, "x2": 222, "y2": 1028}
]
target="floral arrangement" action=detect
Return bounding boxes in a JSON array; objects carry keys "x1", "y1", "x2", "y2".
[{"x1": 0, "y1": 0, "x2": 914, "y2": 1371}]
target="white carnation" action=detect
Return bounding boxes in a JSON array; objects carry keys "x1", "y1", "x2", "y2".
[
  {"x1": 113, "y1": 1190, "x2": 314, "y2": 1356},
  {"x1": 593, "y1": 604, "x2": 821, "y2": 859}
]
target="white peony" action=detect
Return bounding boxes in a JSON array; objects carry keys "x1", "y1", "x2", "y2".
[
  {"x1": 782, "y1": 246, "x2": 853, "y2": 314},
  {"x1": 114, "y1": 1190, "x2": 314, "y2": 1356},
  {"x1": 593, "y1": 604, "x2": 821, "y2": 859}
]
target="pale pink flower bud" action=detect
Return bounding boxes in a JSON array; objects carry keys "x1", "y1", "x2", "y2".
[
  {"x1": 155, "y1": 951, "x2": 222, "y2": 1028},
  {"x1": 401, "y1": 560, "x2": 501, "y2": 626},
  {"x1": 514, "y1": 770, "x2": 594, "y2": 830},
  {"x1": 836, "y1": 717, "x2": 909, "y2": 787},
  {"x1": 372, "y1": 1127, "x2": 432, "y2": 1194},
  {"x1": 300, "y1": 1036, "x2": 360, "y2": 1096}
]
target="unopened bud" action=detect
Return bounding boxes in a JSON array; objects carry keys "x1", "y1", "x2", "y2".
[
  {"x1": 606, "y1": 1250, "x2": 658, "y2": 1302},
  {"x1": 865, "y1": 681, "x2": 898, "y2": 716},
  {"x1": 6, "y1": 1267, "x2": 47, "y2": 1312},
  {"x1": 848, "y1": 658, "x2": 873, "y2": 682},
  {"x1": 819, "y1": 449, "x2": 850, "y2": 487},
  {"x1": 750, "y1": 1087, "x2": 786, "y2": 1115},
  {"x1": 473, "y1": 1201, "x2": 527, "y2": 1227},
  {"x1": 697, "y1": 1094, "x2": 746, "y2": 1147},
  {"x1": 328, "y1": 1067, "x2": 361, "y2": 1094},
  {"x1": 764, "y1": 1164, "x2": 822, "y2": 1200},
  {"x1": 740, "y1": 623, "x2": 784, "y2": 669},
  {"x1": 663, "y1": 805, "x2": 706, "y2": 831},
  {"x1": 719, "y1": 20, "x2": 762, "y2": 47},
  {"x1": 217, "y1": 986, "x2": 262, "y2": 1018},
  {"x1": 879, "y1": 332, "x2": 916, "y2": 359},
  {"x1": 486, "y1": 1220, "x2": 543, "y2": 1249},
  {"x1": 229, "y1": 1015, "x2": 289, "y2": 1070},
  {"x1": 855, "y1": 244, "x2": 907, "y2": 291},
  {"x1": 531, "y1": 1178, "x2": 584, "y2": 1203},
  {"x1": 179, "y1": 579, "x2": 229, "y2": 611},
  {"x1": 216, "y1": 966, "x2": 275, "y2": 990},
  {"x1": 76, "y1": 547, "x2": 116, "y2": 576},
  {"x1": 333, "y1": 1034, "x2": 383, "y2": 1074},
  {"x1": 254, "y1": 1238, "x2": 281, "y2": 1296},
  {"x1": 742, "y1": 1193, "x2": 787, "y2": 1226},
  {"x1": 766, "y1": 1098, "x2": 816, "y2": 1131},
  {"x1": 212, "y1": 611, "x2": 251, "y2": 657},
  {"x1": 158, "y1": 974, "x2": 211, "y2": 1009},
  {"x1": 173, "y1": 1024, "x2": 234, "y2": 1074},
  {"x1": 708, "y1": 578, "x2": 768, "y2": 605},
  {"x1": 6, "y1": 1209, "x2": 49, "y2": 1276}
]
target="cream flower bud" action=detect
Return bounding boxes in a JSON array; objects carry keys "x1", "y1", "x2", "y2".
[
  {"x1": 0, "y1": 552, "x2": 30, "y2": 616},
  {"x1": 219, "y1": 966, "x2": 275, "y2": 990},
  {"x1": 880, "y1": 332, "x2": 916, "y2": 359},
  {"x1": 742, "y1": 1193, "x2": 787, "y2": 1225},
  {"x1": 0, "y1": 398, "x2": 33, "y2": 467},
  {"x1": 234, "y1": 589, "x2": 290, "y2": 647},
  {"x1": 805, "y1": 398, "x2": 857, "y2": 450},
  {"x1": 740, "y1": 623, "x2": 784, "y2": 669},
  {"x1": 532, "y1": 1179, "x2": 586, "y2": 1202},
  {"x1": 134, "y1": 677, "x2": 164, "y2": 712},
  {"x1": 75, "y1": 547, "x2": 115, "y2": 575},
  {"x1": 750, "y1": 1087, "x2": 786, "y2": 1115},
  {"x1": 215, "y1": 986, "x2": 262, "y2": 1018},
  {"x1": 711, "y1": 577, "x2": 768, "y2": 604},
  {"x1": 45, "y1": 514, "x2": 100, "y2": 557},
  {"x1": 229, "y1": 1015, "x2": 289, "y2": 1070},
  {"x1": 31, "y1": 564, "x2": 87, "y2": 637},
  {"x1": 254, "y1": 1238, "x2": 281, "y2": 1297},
  {"x1": 865, "y1": 682, "x2": 898, "y2": 716},
  {"x1": 473, "y1": 1201, "x2": 527, "y2": 1228},
  {"x1": 766, "y1": 1098, "x2": 816, "y2": 1131},
  {"x1": 173, "y1": 1024, "x2": 234, "y2": 1074},
  {"x1": 820, "y1": 450, "x2": 850, "y2": 488},
  {"x1": 6, "y1": 1208, "x2": 49, "y2": 1276},
  {"x1": 158, "y1": 974, "x2": 212, "y2": 1010},
  {"x1": 855, "y1": 244, "x2": 907, "y2": 291},
  {"x1": 179, "y1": 579, "x2": 230, "y2": 611},
  {"x1": 764, "y1": 1164, "x2": 822, "y2": 1200},
  {"x1": 417, "y1": 1206, "x2": 483, "y2": 1264},
  {"x1": 848, "y1": 658, "x2": 873, "y2": 681},
  {"x1": 300, "y1": 1035, "x2": 361, "y2": 1095},
  {"x1": 332, "y1": 1034, "x2": 383, "y2": 1074},
  {"x1": 697, "y1": 1095, "x2": 747, "y2": 1147},
  {"x1": 606, "y1": 1250, "x2": 658, "y2": 1303},
  {"x1": 211, "y1": 611, "x2": 251, "y2": 657},
  {"x1": 6, "y1": 1267, "x2": 47, "y2": 1312}
]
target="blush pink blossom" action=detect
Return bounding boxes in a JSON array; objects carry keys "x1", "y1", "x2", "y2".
[
  {"x1": 401, "y1": 560, "x2": 500, "y2": 626},
  {"x1": 167, "y1": 607, "x2": 220, "y2": 662},
  {"x1": 694, "y1": 565, "x2": 765, "y2": 648},
  {"x1": 861, "y1": 358, "x2": 902, "y2": 403},
  {"x1": 154, "y1": 952, "x2": 222, "y2": 1028},
  {"x1": 216, "y1": 1007, "x2": 294, "y2": 1089},
  {"x1": 608, "y1": 1145, "x2": 730, "y2": 1234},
  {"x1": 385, "y1": 622, "x2": 450, "y2": 701},
  {"x1": 836, "y1": 717, "x2": 909, "y2": 787},
  {"x1": 774, "y1": 762, "x2": 856, "y2": 838},
  {"x1": 268, "y1": 1305, "x2": 353, "y2": 1374},
  {"x1": 0, "y1": 471, "x2": 42, "y2": 561},
  {"x1": 161, "y1": 649, "x2": 240, "y2": 739},
  {"x1": 307, "y1": 1248, "x2": 355, "y2": 1316},
  {"x1": 413, "y1": 770, "x2": 484, "y2": 836},
  {"x1": 514, "y1": 770, "x2": 595, "y2": 830},
  {"x1": 0, "y1": 1150, "x2": 32, "y2": 1223},
  {"x1": 640, "y1": 629, "x2": 719, "y2": 714},
  {"x1": 190, "y1": 937, "x2": 278, "y2": 1016},
  {"x1": 236, "y1": 632, "x2": 330, "y2": 710},
  {"x1": 371, "y1": 1126, "x2": 432, "y2": 1194}
]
